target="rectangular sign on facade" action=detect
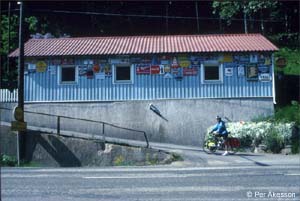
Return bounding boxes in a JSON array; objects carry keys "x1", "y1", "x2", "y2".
[
  {"x1": 151, "y1": 65, "x2": 160, "y2": 74},
  {"x1": 136, "y1": 64, "x2": 151, "y2": 74},
  {"x1": 225, "y1": 67, "x2": 233, "y2": 76},
  {"x1": 259, "y1": 73, "x2": 272, "y2": 82},
  {"x1": 238, "y1": 65, "x2": 245, "y2": 77},
  {"x1": 95, "y1": 72, "x2": 105, "y2": 80},
  {"x1": 246, "y1": 65, "x2": 258, "y2": 80},
  {"x1": 183, "y1": 67, "x2": 198, "y2": 76}
]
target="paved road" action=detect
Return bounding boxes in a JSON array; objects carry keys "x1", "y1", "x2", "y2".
[
  {"x1": 2, "y1": 164, "x2": 300, "y2": 201},
  {"x1": 150, "y1": 142, "x2": 300, "y2": 167}
]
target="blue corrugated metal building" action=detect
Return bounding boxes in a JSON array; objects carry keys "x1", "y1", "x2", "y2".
[
  {"x1": 7, "y1": 34, "x2": 278, "y2": 146},
  {"x1": 23, "y1": 54, "x2": 274, "y2": 102}
]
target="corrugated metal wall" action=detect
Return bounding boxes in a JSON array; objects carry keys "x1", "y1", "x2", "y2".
[{"x1": 23, "y1": 54, "x2": 273, "y2": 102}]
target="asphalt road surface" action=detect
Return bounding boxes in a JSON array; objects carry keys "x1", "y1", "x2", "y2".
[{"x1": 1, "y1": 165, "x2": 300, "y2": 201}]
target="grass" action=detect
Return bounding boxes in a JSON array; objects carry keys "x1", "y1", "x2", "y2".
[
  {"x1": 0, "y1": 154, "x2": 17, "y2": 167},
  {"x1": 0, "y1": 154, "x2": 42, "y2": 167},
  {"x1": 275, "y1": 101, "x2": 300, "y2": 126},
  {"x1": 171, "y1": 152, "x2": 183, "y2": 162}
]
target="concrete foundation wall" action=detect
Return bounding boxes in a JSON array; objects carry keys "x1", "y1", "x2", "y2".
[
  {"x1": 0, "y1": 125, "x2": 173, "y2": 167},
  {"x1": 0, "y1": 125, "x2": 17, "y2": 157},
  {"x1": 1, "y1": 98, "x2": 274, "y2": 146}
]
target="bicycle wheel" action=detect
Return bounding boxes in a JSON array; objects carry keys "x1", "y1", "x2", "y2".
[
  {"x1": 203, "y1": 139, "x2": 217, "y2": 153},
  {"x1": 227, "y1": 137, "x2": 241, "y2": 154}
]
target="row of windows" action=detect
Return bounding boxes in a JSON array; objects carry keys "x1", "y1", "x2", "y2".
[{"x1": 59, "y1": 64, "x2": 222, "y2": 85}]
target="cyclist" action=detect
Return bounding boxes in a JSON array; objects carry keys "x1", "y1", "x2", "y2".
[{"x1": 209, "y1": 116, "x2": 229, "y2": 156}]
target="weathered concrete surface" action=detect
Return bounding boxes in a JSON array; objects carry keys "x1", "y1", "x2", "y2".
[
  {"x1": 0, "y1": 98, "x2": 274, "y2": 146},
  {"x1": 0, "y1": 124, "x2": 17, "y2": 157},
  {"x1": 26, "y1": 133, "x2": 173, "y2": 167},
  {"x1": 0, "y1": 125, "x2": 174, "y2": 167}
]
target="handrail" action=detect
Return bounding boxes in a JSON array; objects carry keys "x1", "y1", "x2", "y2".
[{"x1": 0, "y1": 107, "x2": 149, "y2": 148}]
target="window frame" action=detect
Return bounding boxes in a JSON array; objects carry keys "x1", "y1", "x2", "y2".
[
  {"x1": 112, "y1": 64, "x2": 134, "y2": 84},
  {"x1": 201, "y1": 62, "x2": 223, "y2": 84},
  {"x1": 58, "y1": 65, "x2": 78, "y2": 85}
]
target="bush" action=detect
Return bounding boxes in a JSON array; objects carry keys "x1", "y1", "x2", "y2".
[
  {"x1": 206, "y1": 121, "x2": 295, "y2": 153},
  {"x1": 274, "y1": 47, "x2": 300, "y2": 76},
  {"x1": 113, "y1": 155, "x2": 125, "y2": 166},
  {"x1": 263, "y1": 125, "x2": 284, "y2": 153},
  {"x1": 239, "y1": 134, "x2": 253, "y2": 147},
  {"x1": 291, "y1": 127, "x2": 300, "y2": 154},
  {"x1": 275, "y1": 101, "x2": 300, "y2": 126},
  {"x1": 0, "y1": 154, "x2": 17, "y2": 166}
]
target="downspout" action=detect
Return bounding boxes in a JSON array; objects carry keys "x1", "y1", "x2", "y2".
[{"x1": 272, "y1": 53, "x2": 276, "y2": 105}]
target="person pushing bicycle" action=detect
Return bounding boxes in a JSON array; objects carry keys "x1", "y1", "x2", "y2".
[{"x1": 209, "y1": 116, "x2": 229, "y2": 156}]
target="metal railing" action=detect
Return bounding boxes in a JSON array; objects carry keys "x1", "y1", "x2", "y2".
[{"x1": 0, "y1": 107, "x2": 149, "y2": 148}]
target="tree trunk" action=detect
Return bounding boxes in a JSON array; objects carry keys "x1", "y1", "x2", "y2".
[
  {"x1": 284, "y1": 12, "x2": 289, "y2": 33},
  {"x1": 165, "y1": 3, "x2": 169, "y2": 34},
  {"x1": 260, "y1": 10, "x2": 265, "y2": 35},
  {"x1": 195, "y1": 1, "x2": 200, "y2": 33},
  {"x1": 243, "y1": 7, "x2": 248, "y2": 34},
  {"x1": 7, "y1": 1, "x2": 11, "y2": 74},
  {"x1": 0, "y1": 1, "x2": 2, "y2": 89}
]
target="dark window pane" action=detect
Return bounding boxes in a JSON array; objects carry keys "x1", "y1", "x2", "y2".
[
  {"x1": 116, "y1": 66, "x2": 131, "y2": 81},
  {"x1": 61, "y1": 67, "x2": 75, "y2": 82},
  {"x1": 204, "y1": 66, "x2": 219, "y2": 80}
]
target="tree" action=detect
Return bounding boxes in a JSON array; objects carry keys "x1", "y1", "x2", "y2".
[
  {"x1": 0, "y1": 14, "x2": 42, "y2": 88},
  {"x1": 1, "y1": 14, "x2": 20, "y2": 89},
  {"x1": 212, "y1": 0, "x2": 278, "y2": 34},
  {"x1": 0, "y1": 15, "x2": 19, "y2": 55}
]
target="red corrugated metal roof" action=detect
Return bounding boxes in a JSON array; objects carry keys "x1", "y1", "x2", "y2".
[{"x1": 9, "y1": 34, "x2": 278, "y2": 57}]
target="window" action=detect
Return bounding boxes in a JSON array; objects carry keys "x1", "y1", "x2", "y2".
[
  {"x1": 59, "y1": 65, "x2": 77, "y2": 84},
  {"x1": 201, "y1": 63, "x2": 223, "y2": 84},
  {"x1": 113, "y1": 64, "x2": 134, "y2": 84}
]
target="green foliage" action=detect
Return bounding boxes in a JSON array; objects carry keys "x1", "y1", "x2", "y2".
[
  {"x1": 239, "y1": 134, "x2": 253, "y2": 147},
  {"x1": 291, "y1": 134, "x2": 299, "y2": 154},
  {"x1": 252, "y1": 102, "x2": 300, "y2": 126},
  {"x1": 0, "y1": 15, "x2": 19, "y2": 55},
  {"x1": 145, "y1": 153, "x2": 159, "y2": 165},
  {"x1": 0, "y1": 14, "x2": 46, "y2": 86},
  {"x1": 1, "y1": 15, "x2": 40, "y2": 54},
  {"x1": 252, "y1": 102, "x2": 300, "y2": 153},
  {"x1": 206, "y1": 121, "x2": 296, "y2": 153},
  {"x1": 247, "y1": 0, "x2": 278, "y2": 13},
  {"x1": 0, "y1": 154, "x2": 17, "y2": 166},
  {"x1": 113, "y1": 155, "x2": 125, "y2": 166},
  {"x1": 20, "y1": 161, "x2": 40, "y2": 167},
  {"x1": 171, "y1": 153, "x2": 183, "y2": 162},
  {"x1": 263, "y1": 125, "x2": 284, "y2": 153},
  {"x1": 212, "y1": 0, "x2": 278, "y2": 25},
  {"x1": 274, "y1": 47, "x2": 300, "y2": 75},
  {"x1": 25, "y1": 16, "x2": 38, "y2": 33},
  {"x1": 212, "y1": 1, "x2": 242, "y2": 25},
  {"x1": 275, "y1": 101, "x2": 300, "y2": 125}
]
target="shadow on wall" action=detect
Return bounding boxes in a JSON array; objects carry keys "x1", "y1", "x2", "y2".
[{"x1": 26, "y1": 131, "x2": 81, "y2": 167}]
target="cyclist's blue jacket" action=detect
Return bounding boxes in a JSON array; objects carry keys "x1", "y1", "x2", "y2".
[{"x1": 211, "y1": 120, "x2": 228, "y2": 135}]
